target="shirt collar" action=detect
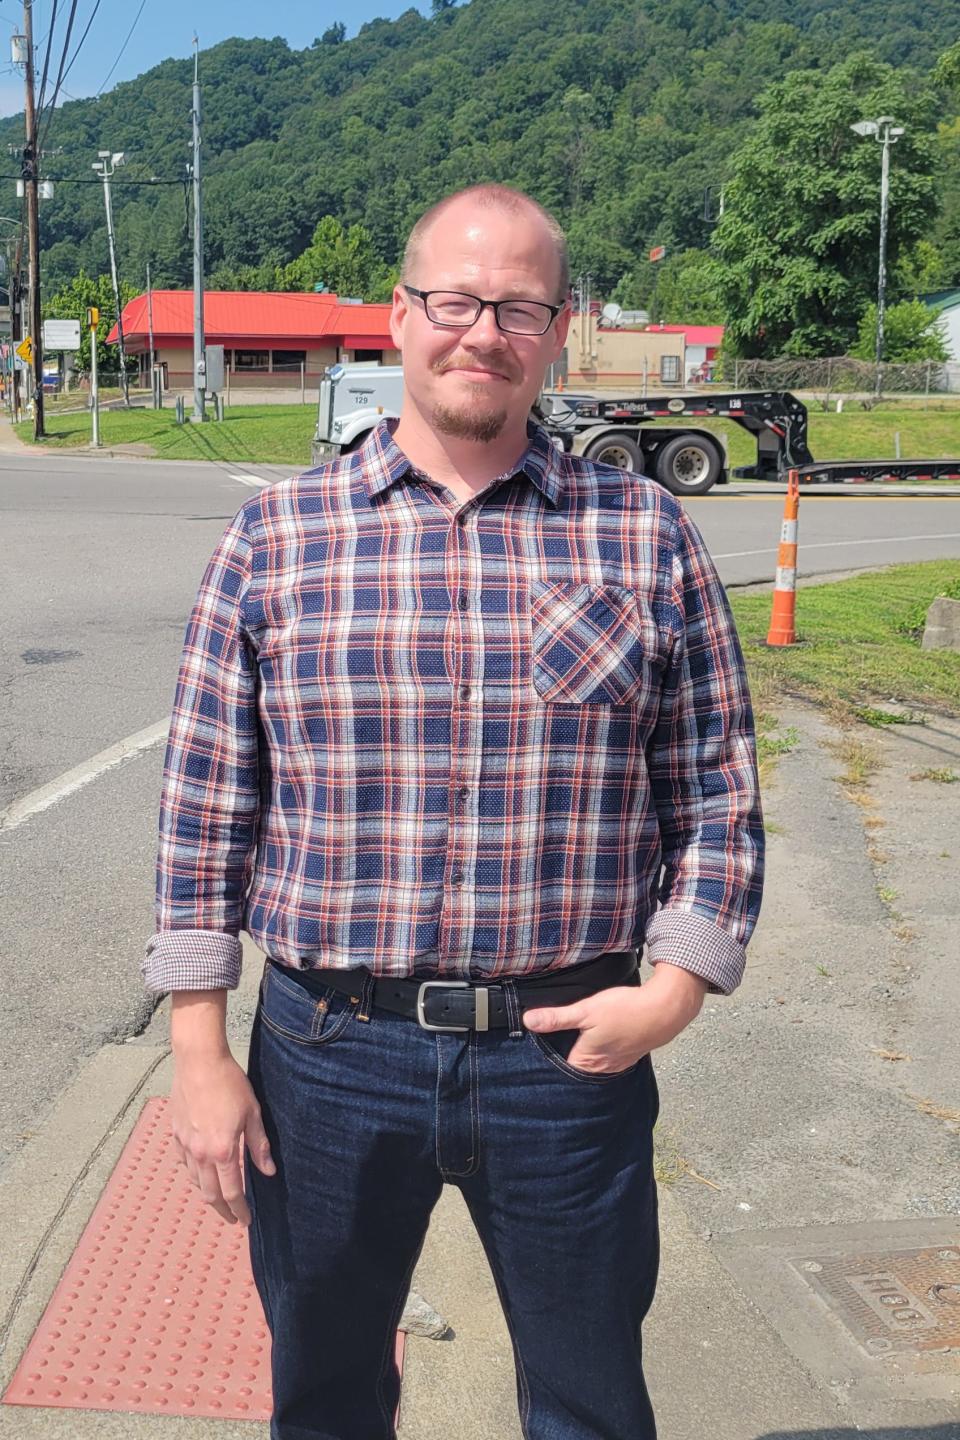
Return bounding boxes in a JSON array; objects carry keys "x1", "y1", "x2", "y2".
[{"x1": 356, "y1": 414, "x2": 566, "y2": 509}]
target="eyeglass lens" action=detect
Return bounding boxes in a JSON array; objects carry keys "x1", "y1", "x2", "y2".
[{"x1": 425, "y1": 292, "x2": 552, "y2": 334}]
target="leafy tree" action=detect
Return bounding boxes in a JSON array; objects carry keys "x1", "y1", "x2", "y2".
[
  {"x1": 712, "y1": 53, "x2": 940, "y2": 356},
  {"x1": 851, "y1": 299, "x2": 949, "y2": 362},
  {"x1": 318, "y1": 22, "x2": 346, "y2": 45},
  {"x1": 42, "y1": 270, "x2": 139, "y2": 375},
  {"x1": 275, "y1": 215, "x2": 395, "y2": 300},
  {"x1": 649, "y1": 248, "x2": 724, "y2": 323}
]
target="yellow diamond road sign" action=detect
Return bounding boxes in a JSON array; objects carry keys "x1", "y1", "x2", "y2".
[{"x1": 16, "y1": 337, "x2": 33, "y2": 363}]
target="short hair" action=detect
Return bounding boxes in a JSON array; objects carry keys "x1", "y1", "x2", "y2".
[{"x1": 400, "y1": 183, "x2": 569, "y2": 305}]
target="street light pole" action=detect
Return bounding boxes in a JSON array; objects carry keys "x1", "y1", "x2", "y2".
[
  {"x1": 851, "y1": 116, "x2": 904, "y2": 395},
  {"x1": 92, "y1": 150, "x2": 130, "y2": 407}
]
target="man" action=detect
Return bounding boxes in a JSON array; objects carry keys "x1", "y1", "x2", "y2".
[{"x1": 145, "y1": 182, "x2": 764, "y2": 1440}]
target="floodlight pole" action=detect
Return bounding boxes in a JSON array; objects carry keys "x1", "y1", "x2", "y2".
[{"x1": 851, "y1": 116, "x2": 904, "y2": 395}]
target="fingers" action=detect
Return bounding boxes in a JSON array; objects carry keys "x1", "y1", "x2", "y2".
[
  {"x1": 522, "y1": 1001, "x2": 587, "y2": 1033},
  {"x1": 244, "y1": 1107, "x2": 276, "y2": 1177}
]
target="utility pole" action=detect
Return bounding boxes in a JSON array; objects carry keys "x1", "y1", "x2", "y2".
[
  {"x1": 190, "y1": 40, "x2": 206, "y2": 422},
  {"x1": 851, "y1": 116, "x2": 905, "y2": 397},
  {"x1": 22, "y1": 0, "x2": 45, "y2": 438},
  {"x1": 92, "y1": 150, "x2": 130, "y2": 406},
  {"x1": 146, "y1": 260, "x2": 155, "y2": 404},
  {"x1": 88, "y1": 305, "x2": 100, "y2": 447}
]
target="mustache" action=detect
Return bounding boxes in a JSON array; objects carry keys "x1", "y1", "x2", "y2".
[{"x1": 438, "y1": 357, "x2": 513, "y2": 379}]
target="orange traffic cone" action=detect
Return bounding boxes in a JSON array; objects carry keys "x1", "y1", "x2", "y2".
[
  {"x1": 766, "y1": 470, "x2": 800, "y2": 646},
  {"x1": 557, "y1": 373, "x2": 565, "y2": 392}
]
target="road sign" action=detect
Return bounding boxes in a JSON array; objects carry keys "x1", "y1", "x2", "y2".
[
  {"x1": 43, "y1": 318, "x2": 81, "y2": 351},
  {"x1": 648, "y1": 245, "x2": 666, "y2": 263},
  {"x1": 16, "y1": 336, "x2": 33, "y2": 364}
]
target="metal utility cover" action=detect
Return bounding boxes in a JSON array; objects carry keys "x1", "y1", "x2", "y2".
[{"x1": 713, "y1": 1217, "x2": 960, "y2": 1422}]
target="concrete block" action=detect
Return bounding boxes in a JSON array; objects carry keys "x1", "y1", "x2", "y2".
[{"x1": 922, "y1": 595, "x2": 960, "y2": 651}]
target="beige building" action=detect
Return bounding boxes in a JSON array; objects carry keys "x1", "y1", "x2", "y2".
[{"x1": 562, "y1": 315, "x2": 687, "y2": 392}]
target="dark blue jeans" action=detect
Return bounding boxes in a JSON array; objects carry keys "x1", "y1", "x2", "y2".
[{"x1": 245, "y1": 959, "x2": 660, "y2": 1440}]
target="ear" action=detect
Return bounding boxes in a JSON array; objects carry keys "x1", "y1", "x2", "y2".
[
  {"x1": 549, "y1": 301, "x2": 572, "y2": 359},
  {"x1": 389, "y1": 284, "x2": 409, "y2": 353}
]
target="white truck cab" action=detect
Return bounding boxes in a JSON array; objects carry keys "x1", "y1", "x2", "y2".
[{"x1": 313, "y1": 362, "x2": 405, "y2": 464}]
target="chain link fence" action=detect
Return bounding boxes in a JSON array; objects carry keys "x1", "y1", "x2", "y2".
[{"x1": 729, "y1": 356, "x2": 960, "y2": 408}]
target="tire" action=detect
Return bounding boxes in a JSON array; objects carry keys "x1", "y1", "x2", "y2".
[
  {"x1": 653, "y1": 434, "x2": 722, "y2": 495},
  {"x1": 582, "y1": 430, "x2": 644, "y2": 471}
]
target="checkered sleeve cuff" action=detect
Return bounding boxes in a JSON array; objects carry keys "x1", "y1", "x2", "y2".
[
  {"x1": 644, "y1": 910, "x2": 746, "y2": 996},
  {"x1": 143, "y1": 930, "x2": 243, "y2": 994}
]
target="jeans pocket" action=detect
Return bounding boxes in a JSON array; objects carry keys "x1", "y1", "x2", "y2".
[
  {"x1": 259, "y1": 963, "x2": 358, "y2": 1047},
  {"x1": 529, "y1": 579, "x2": 654, "y2": 706},
  {"x1": 528, "y1": 1027, "x2": 641, "y2": 1084}
]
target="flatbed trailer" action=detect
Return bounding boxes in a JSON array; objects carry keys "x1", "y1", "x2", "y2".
[{"x1": 536, "y1": 389, "x2": 960, "y2": 493}]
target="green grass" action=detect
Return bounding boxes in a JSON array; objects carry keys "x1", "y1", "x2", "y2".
[
  {"x1": 668, "y1": 407, "x2": 960, "y2": 474},
  {"x1": 16, "y1": 403, "x2": 317, "y2": 466},
  {"x1": 17, "y1": 399, "x2": 960, "y2": 475},
  {"x1": 730, "y1": 560, "x2": 960, "y2": 714}
]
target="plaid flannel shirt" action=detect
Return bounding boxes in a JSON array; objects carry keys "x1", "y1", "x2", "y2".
[{"x1": 145, "y1": 415, "x2": 763, "y2": 996}]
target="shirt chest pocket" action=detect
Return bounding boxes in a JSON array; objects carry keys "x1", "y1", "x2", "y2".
[{"x1": 529, "y1": 579, "x2": 658, "y2": 707}]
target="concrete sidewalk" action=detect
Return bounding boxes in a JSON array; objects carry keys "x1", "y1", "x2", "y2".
[{"x1": 2, "y1": 700, "x2": 958, "y2": 1437}]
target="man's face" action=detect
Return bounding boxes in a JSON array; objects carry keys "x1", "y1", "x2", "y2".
[{"x1": 389, "y1": 203, "x2": 571, "y2": 444}]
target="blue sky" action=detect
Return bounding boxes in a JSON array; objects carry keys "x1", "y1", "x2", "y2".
[{"x1": 0, "y1": 1, "x2": 431, "y2": 120}]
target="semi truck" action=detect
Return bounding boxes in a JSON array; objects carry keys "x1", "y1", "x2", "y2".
[{"x1": 313, "y1": 362, "x2": 960, "y2": 496}]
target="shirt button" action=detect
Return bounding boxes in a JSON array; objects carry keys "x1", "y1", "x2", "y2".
[
  {"x1": 460, "y1": 685, "x2": 472, "y2": 702},
  {"x1": 458, "y1": 786, "x2": 469, "y2": 800},
  {"x1": 451, "y1": 869, "x2": 464, "y2": 885},
  {"x1": 458, "y1": 593, "x2": 468, "y2": 610}
]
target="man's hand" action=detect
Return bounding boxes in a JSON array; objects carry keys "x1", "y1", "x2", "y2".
[
  {"x1": 170, "y1": 1053, "x2": 276, "y2": 1225},
  {"x1": 522, "y1": 962, "x2": 710, "y2": 1075},
  {"x1": 169, "y1": 989, "x2": 275, "y2": 1226}
]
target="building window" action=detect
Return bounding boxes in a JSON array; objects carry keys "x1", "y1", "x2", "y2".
[
  {"x1": 660, "y1": 355, "x2": 681, "y2": 384},
  {"x1": 233, "y1": 349, "x2": 268, "y2": 370},
  {"x1": 271, "y1": 349, "x2": 307, "y2": 373},
  {"x1": 353, "y1": 348, "x2": 381, "y2": 362}
]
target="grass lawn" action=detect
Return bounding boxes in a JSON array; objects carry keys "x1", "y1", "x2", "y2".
[
  {"x1": 730, "y1": 560, "x2": 960, "y2": 717},
  {"x1": 667, "y1": 406, "x2": 960, "y2": 474},
  {"x1": 16, "y1": 398, "x2": 960, "y2": 473},
  {"x1": 16, "y1": 404, "x2": 317, "y2": 467}
]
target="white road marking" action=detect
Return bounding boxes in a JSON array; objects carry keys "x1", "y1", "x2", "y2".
[
  {"x1": 0, "y1": 719, "x2": 170, "y2": 834},
  {"x1": 714, "y1": 533, "x2": 960, "y2": 559},
  {"x1": 230, "y1": 473, "x2": 269, "y2": 488}
]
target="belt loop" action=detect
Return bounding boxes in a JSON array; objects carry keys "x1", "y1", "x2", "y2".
[
  {"x1": 503, "y1": 978, "x2": 524, "y2": 1039},
  {"x1": 356, "y1": 970, "x2": 375, "y2": 1022}
]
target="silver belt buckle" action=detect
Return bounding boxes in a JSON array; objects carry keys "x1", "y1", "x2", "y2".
[{"x1": 416, "y1": 980, "x2": 489, "y2": 1032}]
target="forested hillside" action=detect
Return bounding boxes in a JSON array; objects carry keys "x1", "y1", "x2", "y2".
[{"x1": 2, "y1": 0, "x2": 957, "y2": 307}]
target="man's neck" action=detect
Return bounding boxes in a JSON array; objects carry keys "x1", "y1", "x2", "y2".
[{"x1": 390, "y1": 406, "x2": 530, "y2": 493}]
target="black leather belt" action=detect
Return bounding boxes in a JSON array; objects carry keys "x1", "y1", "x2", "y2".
[{"x1": 270, "y1": 949, "x2": 639, "y2": 1032}]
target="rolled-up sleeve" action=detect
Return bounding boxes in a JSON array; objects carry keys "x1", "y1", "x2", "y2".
[
  {"x1": 644, "y1": 507, "x2": 764, "y2": 995},
  {"x1": 143, "y1": 506, "x2": 260, "y2": 994}
]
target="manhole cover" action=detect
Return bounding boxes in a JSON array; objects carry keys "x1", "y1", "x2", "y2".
[{"x1": 791, "y1": 1246, "x2": 960, "y2": 1365}]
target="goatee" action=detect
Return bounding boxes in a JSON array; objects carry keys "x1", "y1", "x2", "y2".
[{"x1": 432, "y1": 401, "x2": 508, "y2": 443}]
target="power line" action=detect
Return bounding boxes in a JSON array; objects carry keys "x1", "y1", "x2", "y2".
[
  {"x1": 36, "y1": 0, "x2": 79, "y2": 152},
  {"x1": 96, "y1": 0, "x2": 148, "y2": 97},
  {"x1": 35, "y1": 0, "x2": 58, "y2": 115}
]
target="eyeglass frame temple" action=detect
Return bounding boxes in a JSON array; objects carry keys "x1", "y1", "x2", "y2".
[{"x1": 401, "y1": 284, "x2": 565, "y2": 332}]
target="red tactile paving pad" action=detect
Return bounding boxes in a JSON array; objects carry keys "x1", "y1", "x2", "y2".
[{"x1": 4, "y1": 1096, "x2": 405, "y2": 1420}]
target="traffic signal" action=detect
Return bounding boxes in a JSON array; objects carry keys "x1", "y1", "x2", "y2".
[{"x1": 86, "y1": 307, "x2": 99, "y2": 329}]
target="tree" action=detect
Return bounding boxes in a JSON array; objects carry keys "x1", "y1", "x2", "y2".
[
  {"x1": 851, "y1": 299, "x2": 949, "y2": 361},
  {"x1": 275, "y1": 215, "x2": 395, "y2": 300},
  {"x1": 712, "y1": 53, "x2": 940, "y2": 357},
  {"x1": 318, "y1": 22, "x2": 346, "y2": 45},
  {"x1": 43, "y1": 270, "x2": 139, "y2": 377}
]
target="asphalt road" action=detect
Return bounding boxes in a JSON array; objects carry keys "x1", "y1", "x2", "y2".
[{"x1": 1, "y1": 449, "x2": 959, "y2": 1172}]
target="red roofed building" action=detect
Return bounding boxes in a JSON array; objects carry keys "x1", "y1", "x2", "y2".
[
  {"x1": 107, "y1": 290, "x2": 399, "y2": 391},
  {"x1": 648, "y1": 324, "x2": 724, "y2": 384}
]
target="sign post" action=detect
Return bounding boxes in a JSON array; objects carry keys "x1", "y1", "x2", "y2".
[{"x1": 87, "y1": 307, "x2": 101, "y2": 448}]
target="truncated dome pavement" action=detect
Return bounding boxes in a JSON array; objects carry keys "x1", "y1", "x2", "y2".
[{"x1": 3, "y1": 1097, "x2": 404, "y2": 1421}]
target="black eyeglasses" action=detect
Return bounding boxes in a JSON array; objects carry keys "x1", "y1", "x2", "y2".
[{"x1": 403, "y1": 285, "x2": 564, "y2": 336}]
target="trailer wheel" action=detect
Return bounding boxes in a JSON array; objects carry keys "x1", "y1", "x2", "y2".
[
  {"x1": 582, "y1": 430, "x2": 644, "y2": 471},
  {"x1": 654, "y1": 434, "x2": 722, "y2": 495}
]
